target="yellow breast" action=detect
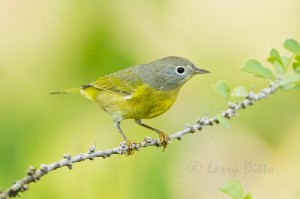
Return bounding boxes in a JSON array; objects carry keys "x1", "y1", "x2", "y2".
[{"x1": 84, "y1": 85, "x2": 180, "y2": 121}]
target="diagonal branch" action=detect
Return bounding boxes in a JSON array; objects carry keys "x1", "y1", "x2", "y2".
[{"x1": 0, "y1": 81, "x2": 278, "y2": 199}]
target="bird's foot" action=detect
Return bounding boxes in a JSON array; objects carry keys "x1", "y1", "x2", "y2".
[
  {"x1": 125, "y1": 140, "x2": 139, "y2": 155},
  {"x1": 158, "y1": 132, "x2": 170, "y2": 151}
]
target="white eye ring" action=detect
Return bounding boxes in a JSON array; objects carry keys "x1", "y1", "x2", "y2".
[{"x1": 175, "y1": 66, "x2": 186, "y2": 75}]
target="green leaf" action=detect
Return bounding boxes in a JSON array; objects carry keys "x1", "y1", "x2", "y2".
[
  {"x1": 242, "y1": 59, "x2": 276, "y2": 80},
  {"x1": 231, "y1": 86, "x2": 249, "y2": 97},
  {"x1": 267, "y1": 48, "x2": 287, "y2": 74},
  {"x1": 212, "y1": 80, "x2": 231, "y2": 100},
  {"x1": 219, "y1": 180, "x2": 244, "y2": 199},
  {"x1": 295, "y1": 55, "x2": 300, "y2": 62},
  {"x1": 293, "y1": 62, "x2": 300, "y2": 73},
  {"x1": 244, "y1": 193, "x2": 252, "y2": 199},
  {"x1": 217, "y1": 114, "x2": 230, "y2": 128},
  {"x1": 284, "y1": 39, "x2": 300, "y2": 55},
  {"x1": 274, "y1": 62, "x2": 285, "y2": 74},
  {"x1": 268, "y1": 48, "x2": 281, "y2": 63},
  {"x1": 278, "y1": 72, "x2": 299, "y2": 88},
  {"x1": 281, "y1": 56, "x2": 294, "y2": 69}
]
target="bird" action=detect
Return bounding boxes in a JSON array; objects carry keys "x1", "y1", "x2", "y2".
[{"x1": 51, "y1": 56, "x2": 209, "y2": 154}]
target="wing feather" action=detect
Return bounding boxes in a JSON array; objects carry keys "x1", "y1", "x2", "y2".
[{"x1": 84, "y1": 73, "x2": 140, "y2": 96}]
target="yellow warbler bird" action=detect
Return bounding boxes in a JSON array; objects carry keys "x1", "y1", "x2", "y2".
[{"x1": 51, "y1": 56, "x2": 209, "y2": 153}]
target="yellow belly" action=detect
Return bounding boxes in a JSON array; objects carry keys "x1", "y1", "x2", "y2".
[{"x1": 83, "y1": 85, "x2": 179, "y2": 121}]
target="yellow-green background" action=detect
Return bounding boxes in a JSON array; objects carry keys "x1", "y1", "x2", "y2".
[{"x1": 1, "y1": 0, "x2": 300, "y2": 198}]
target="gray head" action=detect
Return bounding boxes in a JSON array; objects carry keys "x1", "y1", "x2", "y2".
[{"x1": 138, "y1": 56, "x2": 209, "y2": 90}]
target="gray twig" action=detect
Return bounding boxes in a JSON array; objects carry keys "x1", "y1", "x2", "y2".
[{"x1": 0, "y1": 81, "x2": 278, "y2": 199}]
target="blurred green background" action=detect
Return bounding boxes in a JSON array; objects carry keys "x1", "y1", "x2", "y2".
[{"x1": 1, "y1": 0, "x2": 300, "y2": 198}]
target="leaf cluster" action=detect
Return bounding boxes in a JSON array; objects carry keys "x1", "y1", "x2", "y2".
[
  {"x1": 213, "y1": 39, "x2": 300, "y2": 100},
  {"x1": 219, "y1": 180, "x2": 252, "y2": 199},
  {"x1": 214, "y1": 39, "x2": 300, "y2": 199}
]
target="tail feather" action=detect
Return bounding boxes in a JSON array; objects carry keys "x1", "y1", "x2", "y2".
[{"x1": 50, "y1": 88, "x2": 81, "y2": 95}]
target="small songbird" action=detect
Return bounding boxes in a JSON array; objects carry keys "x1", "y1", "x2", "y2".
[{"x1": 51, "y1": 56, "x2": 209, "y2": 154}]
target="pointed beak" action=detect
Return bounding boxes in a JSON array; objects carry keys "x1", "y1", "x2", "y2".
[{"x1": 193, "y1": 67, "x2": 210, "y2": 75}]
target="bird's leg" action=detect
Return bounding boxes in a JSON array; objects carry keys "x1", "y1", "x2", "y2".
[
  {"x1": 135, "y1": 119, "x2": 170, "y2": 151},
  {"x1": 114, "y1": 121, "x2": 136, "y2": 155}
]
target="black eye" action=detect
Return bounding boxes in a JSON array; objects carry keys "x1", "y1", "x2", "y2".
[{"x1": 176, "y1": 66, "x2": 185, "y2": 74}]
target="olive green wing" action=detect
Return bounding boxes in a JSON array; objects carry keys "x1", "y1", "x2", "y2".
[{"x1": 83, "y1": 74, "x2": 139, "y2": 95}]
